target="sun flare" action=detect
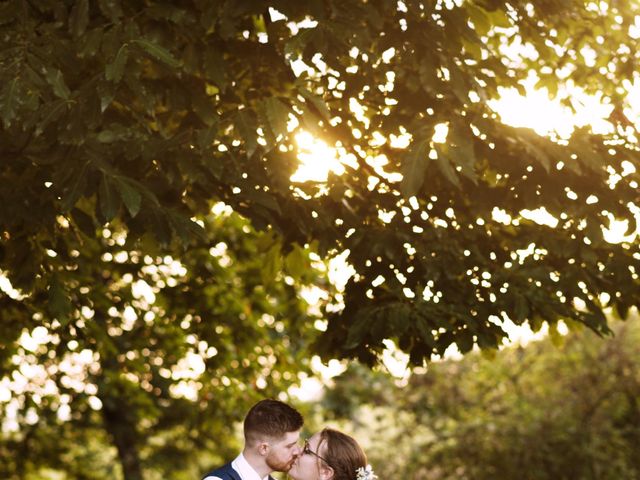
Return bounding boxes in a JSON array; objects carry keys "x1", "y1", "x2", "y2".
[
  {"x1": 290, "y1": 131, "x2": 344, "y2": 183},
  {"x1": 489, "y1": 76, "x2": 616, "y2": 138}
]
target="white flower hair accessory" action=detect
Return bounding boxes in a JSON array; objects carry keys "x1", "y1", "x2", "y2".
[{"x1": 355, "y1": 465, "x2": 378, "y2": 480}]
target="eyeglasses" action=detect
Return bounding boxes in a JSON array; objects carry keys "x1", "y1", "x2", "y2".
[{"x1": 302, "y1": 439, "x2": 331, "y2": 466}]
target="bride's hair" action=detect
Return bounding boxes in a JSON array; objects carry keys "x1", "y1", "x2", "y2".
[{"x1": 319, "y1": 428, "x2": 367, "y2": 480}]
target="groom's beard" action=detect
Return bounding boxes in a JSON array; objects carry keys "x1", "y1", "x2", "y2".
[{"x1": 266, "y1": 454, "x2": 294, "y2": 473}]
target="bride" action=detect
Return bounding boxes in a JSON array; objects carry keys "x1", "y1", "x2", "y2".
[{"x1": 288, "y1": 428, "x2": 377, "y2": 480}]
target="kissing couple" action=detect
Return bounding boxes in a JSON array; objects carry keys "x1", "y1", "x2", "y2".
[{"x1": 202, "y1": 399, "x2": 377, "y2": 480}]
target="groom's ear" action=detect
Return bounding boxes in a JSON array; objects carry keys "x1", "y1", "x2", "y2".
[{"x1": 257, "y1": 441, "x2": 270, "y2": 456}]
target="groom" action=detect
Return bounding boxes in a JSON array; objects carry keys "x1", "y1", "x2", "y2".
[{"x1": 202, "y1": 399, "x2": 304, "y2": 480}]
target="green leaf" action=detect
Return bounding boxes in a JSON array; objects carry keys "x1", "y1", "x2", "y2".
[
  {"x1": 22, "y1": 63, "x2": 46, "y2": 90},
  {"x1": 71, "y1": 207, "x2": 96, "y2": 237},
  {"x1": 448, "y1": 123, "x2": 478, "y2": 183},
  {"x1": 203, "y1": 49, "x2": 227, "y2": 88},
  {"x1": 515, "y1": 128, "x2": 553, "y2": 172},
  {"x1": 167, "y1": 210, "x2": 206, "y2": 244},
  {"x1": 79, "y1": 27, "x2": 104, "y2": 57},
  {"x1": 45, "y1": 69, "x2": 71, "y2": 100},
  {"x1": 105, "y1": 44, "x2": 129, "y2": 83},
  {"x1": 401, "y1": 140, "x2": 429, "y2": 198},
  {"x1": 261, "y1": 242, "x2": 283, "y2": 287},
  {"x1": 113, "y1": 176, "x2": 142, "y2": 218},
  {"x1": 0, "y1": 78, "x2": 18, "y2": 127},
  {"x1": 148, "y1": 208, "x2": 172, "y2": 246},
  {"x1": 235, "y1": 108, "x2": 258, "y2": 157},
  {"x1": 252, "y1": 14, "x2": 267, "y2": 34},
  {"x1": 487, "y1": 8, "x2": 512, "y2": 28},
  {"x1": 48, "y1": 276, "x2": 72, "y2": 320},
  {"x1": 285, "y1": 244, "x2": 308, "y2": 279},
  {"x1": 415, "y1": 317, "x2": 436, "y2": 347},
  {"x1": 572, "y1": 136, "x2": 604, "y2": 174},
  {"x1": 418, "y1": 54, "x2": 440, "y2": 94},
  {"x1": 97, "y1": 82, "x2": 116, "y2": 112},
  {"x1": 467, "y1": 4, "x2": 491, "y2": 36},
  {"x1": 196, "y1": 124, "x2": 219, "y2": 151},
  {"x1": 529, "y1": 315, "x2": 545, "y2": 333},
  {"x1": 262, "y1": 96, "x2": 290, "y2": 141},
  {"x1": 298, "y1": 86, "x2": 331, "y2": 123},
  {"x1": 192, "y1": 87, "x2": 218, "y2": 127},
  {"x1": 244, "y1": 189, "x2": 281, "y2": 215},
  {"x1": 434, "y1": 145, "x2": 461, "y2": 188},
  {"x1": 462, "y1": 37, "x2": 483, "y2": 58},
  {"x1": 97, "y1": 130, "x2": 118, "y2": 143},
  {"x1": 448, "y1": 64, "x2": 469, "y2": 104},
  {"x1": 182, "y1": 43, "x2": 199, "y2": 74},
  {"x1": 133, "y1": 39, "x2": 181, "y2": 68},
  {"x1": 35, "y1": 99, "x2": 68, "y2": 136},
  {"x1": 69, "y1": 0, "x2": 89, "y2": 37},
  {"x1": 99, "y1": 174, "x2": 120, "y2": 221},
  {"x1": 61, "y1": 161, "x2": 89, "y2": 212},
  {"x1": 285, "y1": 27, "x2": 318, "y2": 59},
  {"x1": 535, "y1": 74, "x2": 559, "y2": 99},
  {"x1": 456, "y1": 331, "x2": 475, "y2": 354},
  {"x1": 514, "y1": 294, "x2": 529, "y2": 323},
  {"x1": 98, "y1": 0, "x2": 123, "y2": 22},
  {"x1": 0, "y1": 1, "x2": 18, "y2": 26},
  {"x1": 344, "y1": 312, "x2": 373, "y2": 349},
  {"x1": 146, "y1": 4, "x2": 189, "y2": 24}
]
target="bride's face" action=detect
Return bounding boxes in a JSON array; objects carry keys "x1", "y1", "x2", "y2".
[{"x1": 287, "y1": 432, "x2": 332, "y2": 480}]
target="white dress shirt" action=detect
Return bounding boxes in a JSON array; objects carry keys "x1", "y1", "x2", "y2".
[{"x1": 203, "y1": 453, "x2": 270, "y2": 480}]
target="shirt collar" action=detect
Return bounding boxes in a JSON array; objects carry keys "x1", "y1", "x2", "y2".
[{"x1": 232, "y1": 453, "x2": 270, "y2": 480}]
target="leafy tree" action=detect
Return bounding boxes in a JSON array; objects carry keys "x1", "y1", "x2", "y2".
[
  {"x1": 2, "y1": 0, "x2": 639, "y2": 367},
  {"x1": 324, "y1": 318, "x2": 640, "y2": 479},
  {"x1": 0, "y1": 209, "x2": 321, "y2": 480}
]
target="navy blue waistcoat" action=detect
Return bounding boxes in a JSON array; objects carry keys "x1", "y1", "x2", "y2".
[{"x1": 201, "y1": 462, "x2": 275, "y2": 480}]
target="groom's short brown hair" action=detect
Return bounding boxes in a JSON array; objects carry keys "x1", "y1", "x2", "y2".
[{"x1": 243, "y1": 399, "x2": 303, "y2": 445}]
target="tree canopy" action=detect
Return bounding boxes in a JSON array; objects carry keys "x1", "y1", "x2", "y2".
[{"x1": 3, "y1": 0, "x2": 640, "y2": 365}]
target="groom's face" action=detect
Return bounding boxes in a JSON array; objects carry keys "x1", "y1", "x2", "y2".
[{"x1": 266, "y1": 430, "x2": 302, "y2": 472}]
